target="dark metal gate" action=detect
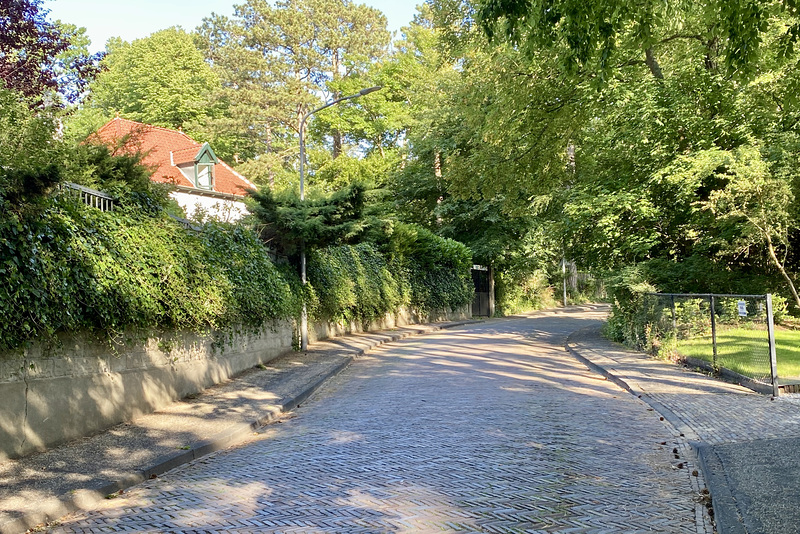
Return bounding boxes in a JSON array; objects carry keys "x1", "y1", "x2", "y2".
[{"x1": 472, "y1": 268, "x2": 490, "y2": 316}]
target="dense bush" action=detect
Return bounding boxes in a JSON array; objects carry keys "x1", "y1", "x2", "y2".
[
  {"x1": 386, "y1": 223, "x2": 474, "y2": 313},
  {"x1": 0, "y1": 199, "x2": 299, "y2": 351},
  {"x1": 495, "y1": 269, "x2": 556, "y2": 315},
  {"x1": 0, "y1": 196, "x2": 472, "y2": 352},
  {"x1": 602, "y1": 266, "x2": 658, "y2": 349},
  {"x1": 307, "y1": 224, "x2": 475, "y2": 325},
  {"x1": 308, "y1": 243, "x2": 407, "y2": 325}
]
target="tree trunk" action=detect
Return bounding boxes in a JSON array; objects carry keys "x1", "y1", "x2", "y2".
[
  {"x1": 332, "y1": 50, "x2": 342, "y2": 159},
  {"x1": 645, "y1": 47, "x2": 664, "y2": 80},
  {"x1": 434, "y1": 150, "x2": 443, "y2": 226},
  {"x1": 265, "y1": 123, "x2": 275, "y2": 188},
  {"x1": 332, "y1": 132, "x2": 342, "y2": 158},
  {"x1": 704, "y1": 38, "x2": 719, "y2": 71},
  {"x1": 765, "y1": 233, "x2": 800, "y2": 309}
]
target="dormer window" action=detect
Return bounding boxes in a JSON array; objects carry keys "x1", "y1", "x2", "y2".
[
  {"x1": 196, "y1": 162, "x2": 214, "y2": 189},
  {"x1": 192, "y1": 143, "x2": 218, "y2": 190}
]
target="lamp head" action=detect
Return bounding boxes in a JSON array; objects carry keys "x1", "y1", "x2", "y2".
[{"x1": 358, "y1": 86, "x2": 383, "y2": 96}]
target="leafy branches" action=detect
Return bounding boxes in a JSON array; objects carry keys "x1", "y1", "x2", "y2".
[
  {"x1": 0, "y1": 0, "x2": 101, "y2": 103},
  {"x1": 0, "y1": 202, "x2": 300, "y2": 352},
  {"x1": 247, "y1": 182, "x2": 367, "y2": 258}
]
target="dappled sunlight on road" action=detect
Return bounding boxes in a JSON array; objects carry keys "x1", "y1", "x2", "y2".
[{"x1": 53, "y1": 306, "x2": 699, "y2": 534}]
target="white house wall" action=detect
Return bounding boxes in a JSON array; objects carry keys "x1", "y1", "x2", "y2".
[{"x1": 170, "y1": 191, "x2": 249, "y2": 223}]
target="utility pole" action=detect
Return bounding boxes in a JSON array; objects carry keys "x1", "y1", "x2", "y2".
[{"x1": 297, "y1": 86, "x2": 382, "y2": 351}]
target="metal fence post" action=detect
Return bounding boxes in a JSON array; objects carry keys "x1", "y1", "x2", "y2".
[
  {"x1": 766, "y1": 294, "x2": 780, "y2": 397},
  {"x1": 670, "y1": 295, "x2": 676, "y2": 332},
  {"x1": 710, "y1": 295, "x2": 718, "y2": 370}
]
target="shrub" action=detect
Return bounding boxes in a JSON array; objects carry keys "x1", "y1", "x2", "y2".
[
  {"x1": 308, "y1": 243, "x2": 407, "y2": 325},
  {"x1": 307, "y1": 224, "x2": 474, "y2": 324},
  {"x1": 495, "y1": 269, "x2": 556, "y2": 315},
  {"x1": 0, "y1": 199, "x2": 299, "y2": 351},
  {"x1": 387, "y1": 223, "x2": 474, "y2": 313},
  {"x1": 602, "y1": 266, "x2": 658, "y2": 348}
]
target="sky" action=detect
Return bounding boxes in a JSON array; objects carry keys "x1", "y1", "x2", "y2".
[{"x1": 44, "y1": 0, "x2": 421, "y2": 53}]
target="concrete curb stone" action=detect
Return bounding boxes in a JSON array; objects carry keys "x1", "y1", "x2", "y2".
[{"x1": 564, "y1": 324, "x2": 777, "y2": 534}]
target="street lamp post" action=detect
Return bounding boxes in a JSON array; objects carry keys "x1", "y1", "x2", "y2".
[{"x1": 298, "y1": 85, "x2": 382, "y2": 351}]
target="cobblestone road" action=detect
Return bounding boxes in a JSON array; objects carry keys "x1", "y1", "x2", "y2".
[{"x1": 53, "y1": 309, "x2": 707, "y2": 533}]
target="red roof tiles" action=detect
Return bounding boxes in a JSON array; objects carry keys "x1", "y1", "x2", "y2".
[{"x1": 92, "y1": 117, "x2": 256, "y2": 197}]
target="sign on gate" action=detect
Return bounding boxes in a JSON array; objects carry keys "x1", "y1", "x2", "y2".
[{"x1": 737, "y1": 300, "x2": 748, "y2": 317}]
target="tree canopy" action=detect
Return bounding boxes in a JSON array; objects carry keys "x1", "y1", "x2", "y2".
[
  {"x1": 194, "y1": 0, "x2": 391, "y2": 186},
  {"x1": 76, "y1": 28, "x2": 221, "y2": 135},
  {"x1": 0, "y1": 0, "x2": 101, "y2": 103},
  {"x1": 44, "y1": 0, "x2": 800, "y2": 313}
]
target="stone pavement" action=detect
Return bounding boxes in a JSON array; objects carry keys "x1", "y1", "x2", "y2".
[
  {"x1": 0, "y1": 320, "x2": 478, "y2": 534},
  {"x1": 8, "y1": 306, "x2": 796, "y2": 534},
  {"x1": 568, "y1": 326, "x2": 800, "y2": 534},
  {"x1": 46, "y1": 306, "x2": 708, "y2": 533}
]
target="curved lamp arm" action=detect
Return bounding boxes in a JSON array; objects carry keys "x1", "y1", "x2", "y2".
[{"x1": 299, "y1": 86, "x2": 382, "y2": 201}]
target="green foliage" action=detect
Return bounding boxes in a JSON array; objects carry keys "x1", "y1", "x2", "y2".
[
  {"x1": 75, "y1": 28, "x2": 221, "y2": 136},
  {"x1": 0, "y1": 200, "x2": 299, "y2": 352},
  {"x1": 199, "y1": 223, "x2": 300, "y2": 325},
  {"x1": 248, "y1": 183, "x2": 367, "y2": 259},
  {"x1": 387, "y1": 223, "x2": 474, "y2": 312},
  {"x1": 0, "y1": 88, "x2": 64, "y2": 210},
  {"x1": 308, "y1": 243, "x2": 407, "y2": 325},
  {"x1": 0, "y1": 88, "x2": 62, "y2": 173},
  {"x1": 495, "y1": 269, "x2": 556, "y2": 316},
  {"x1": 476, "y1": 0, "x2": 774, "y2": 79},
  {"x1": 0, "y1": 0, "x2": 101, "y2": 103},
  {"x1": 194, "y1": 0, "x2": 391, "y2": 183},
  {"x1": 63, "y1": 142, "x2": 173, "y2": 214},
  {"x1": 602, "y1": 266, "x2": 658, "y2": 348}
]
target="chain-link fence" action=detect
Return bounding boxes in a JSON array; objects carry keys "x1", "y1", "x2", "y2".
[{"x1": 641, "y1": 293, "x2": 780, "y2": 395}]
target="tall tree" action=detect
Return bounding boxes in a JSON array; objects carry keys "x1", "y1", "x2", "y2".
[
  {"x1": 195, "y1": 0, "x2": 391, "y2": 187},
  {"x1": 476, "y1": 0, "x2": 776, "y2": 80},
  {"x1": 0, "y1": 0, "x2": 100, "y2": 103},
  {"x1": 420, "y1": 0, "x2": 800, "y2": 301},
  {"x1": 78, "y1": 28, "x2": 221, "y2": 135}
]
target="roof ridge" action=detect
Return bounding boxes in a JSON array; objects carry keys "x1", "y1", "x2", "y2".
[{"x1": 109, "y1": 117, "x2": 200, "y2": 144}]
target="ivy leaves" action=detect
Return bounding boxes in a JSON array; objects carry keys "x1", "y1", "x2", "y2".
[{"x1": 0, "y1": 203, "x2": 299, "y2": 352}]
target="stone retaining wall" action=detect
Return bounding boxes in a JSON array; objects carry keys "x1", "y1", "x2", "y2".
[{"x1": 0, "y1": 305, "x2": 469, "y2": 460}]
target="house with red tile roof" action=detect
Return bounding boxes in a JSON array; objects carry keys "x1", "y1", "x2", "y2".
[{"x1": 92, "y1": 117, "x2": 256, "y2": 221}]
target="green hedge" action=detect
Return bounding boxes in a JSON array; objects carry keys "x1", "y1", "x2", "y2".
[
  {"x1": 0, "y1": 200, "x2": 473, "y2": 352},
  {"x1": 602, "y1": 266, "x2": 659, "y2": 349},
  {"x1": 306, "y1": 224, "x2": 474, "y2": 326},
  {"x1": 387, "y1": 223, "x2": 474, "y2": 313},
  {"x1": 308, "y1": 243, "x2": 408, "y2": 325},
  {"x1": 0, "y1": 200, "x2": 299, "y2": 351}
]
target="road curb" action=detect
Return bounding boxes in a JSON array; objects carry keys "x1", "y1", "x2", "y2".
[
  {"x1": 564, "y1": 327, "x2": 701, "y2": 442},
  {"x1": 565, "y1": 326, "x2": 728, "y2": 534},
  {"x1": 695, "y1": 444, "x2": 747, "y2": 534},
  {"x1": 8, "y1": 319, "x2": 481, "y2": 534}
]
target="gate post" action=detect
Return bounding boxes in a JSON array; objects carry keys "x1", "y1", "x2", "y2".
[
  {"x1": 710, "y1": 295, "x2": 718, "y2": 370},
  {"x1": 488, "y1": 266, "x2": 495, "y2": 318},
  {"x1": 766, "y1": 294, "x2": 780, "y2": 397},
  {"x1": 670, "y1": 295, "x2": 676, "y2": 332}
]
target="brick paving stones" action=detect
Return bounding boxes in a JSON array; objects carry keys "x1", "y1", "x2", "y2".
[
  {"x1": 52, "y1": 309, "x2": 707, "y2": 533},
  {"x1": 567, "y1": 327, "x2": 800, "y2": 445},
  {"x1": 567, "y1": 326, "x2": 800, "y2": 533}
]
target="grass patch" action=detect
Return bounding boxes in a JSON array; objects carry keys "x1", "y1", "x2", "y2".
[{"x1": 677, "y1": 326, "x2": 800, "y2": 380}]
